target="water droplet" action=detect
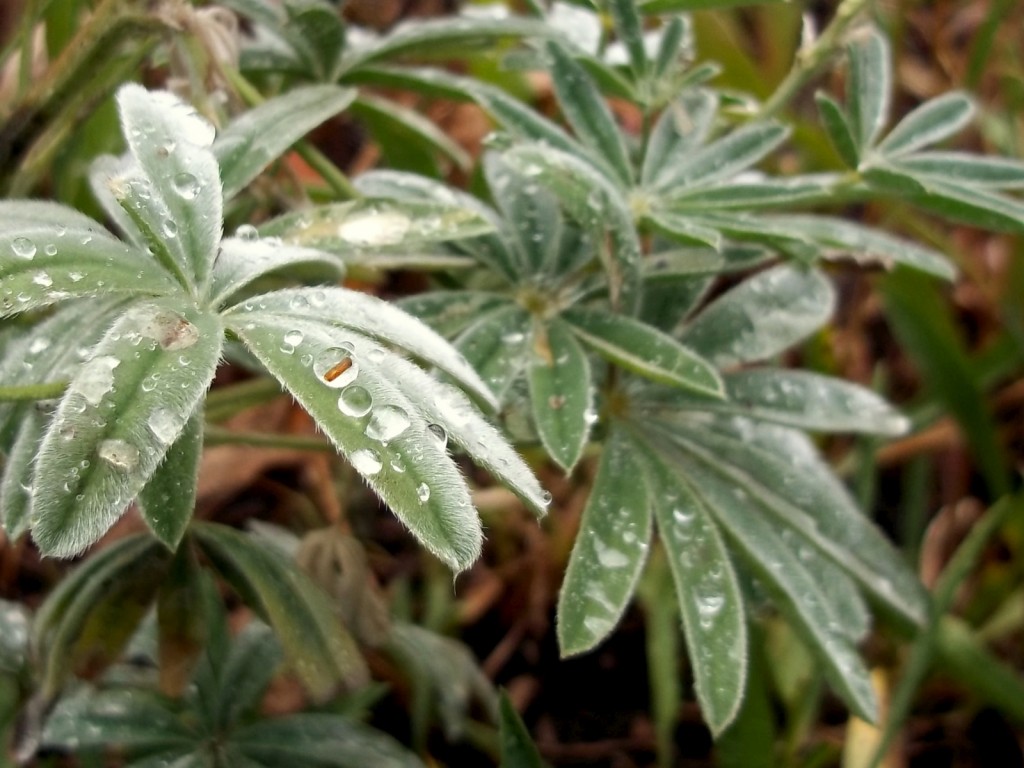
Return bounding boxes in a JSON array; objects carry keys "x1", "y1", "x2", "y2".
[
  {"x1": 163, "y1": 219, "x2": 178, "y2": 237},
  {"x1": 68, "y1": 271, "x2": 84, "y2": 283},
  {"x1": 235, "y1": 224, "x2": 259, "y2": 240},
  {"x1": 338, "y1": 386, "x2": 373, "y2": 417},
  {"x1": 11, "y1": 237, "x2": 36, "y2": 259},
  {"x1": 548, "y1": 394, "x2": 566, "y2": 410},
  {"x1": 337, "y1": 210, "x2": 412, "y2": 246},
  {"x1": 172, "y1": 172, "x2": 200, "y2": 200},
  {"x1": 593, "y1": 539, "x2": 630, "y2": 568},
  {"x1": 541, "y1": 490, "x2": 553, "y2": 505},
  {"x1": 44, "y1": 243, "x2": 57, "y2": 256},
  {"x1": 314, "y1": 346, "x2": 358, "y2": 388},
  {"x1": 426, "y1": 423, "x2": 448, "y2": 449},
  {"x1": 350, "y1": 448, "x2": 382, "y2": 476},
  {"x1": 72, "y1": 355, "x2": 120, "y2": 406},
  {"x1": 417, "y1": 483, "x2": 431, "y2": 503},
  {"x1": 98, "y1": 439, "x2": 139, "y2": 470},
  {"x1": 31, "y1": 271, "x2": 53, "y2": 288},
  {"x1": 280, "y1": 329, "x2": 304, "y2": 354},
  {"x1": 147, "y1": 408, "x2": 177, "y2": 444},
  {"x1": 365, "y1": 405, "x2": 410, "y2": 443},
  {"x1": 138, "y1": 309, "x2": 199, "y2": 350},
  {"x1": 28, "y1": 337, "x2": 50, "y2": 355}
]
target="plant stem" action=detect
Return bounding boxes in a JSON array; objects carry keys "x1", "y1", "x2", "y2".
[
  {"x1": 223, "y1": 67, "x2": 360, "y2": 201},
  {"x1": 203, "y1": 377, "x2": 284, "y2": 422},
  {"x1": 0, "y1": 381, "x2": 68, "y2": 402},
  {"x1": 203, "y1": 424, "x2": 334, "y2": 452},
  {"x1": 759, "y1": 0, "x2": 870, "y2": 119}
]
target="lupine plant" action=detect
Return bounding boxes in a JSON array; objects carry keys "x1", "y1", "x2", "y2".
[{"x1": 2, "y1": 0, "x2": 1024, "y2": 764}]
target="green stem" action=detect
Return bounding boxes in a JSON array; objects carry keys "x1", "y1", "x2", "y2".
[
  {"x1": 223, "y1": 68, "x2": 360, "y2": 201},
  {"x1": 0, "y1": 381, "x2": 68, "y2": 402},
  {"x1": 203, "y1": 377, "x2": 284, "y2": 422},
  {"x1": 203, "y1": 424, "x2": 334, "y2": 452},
  {"x1": 759, "y1": 0, "x2": 869, "y2": 119}
]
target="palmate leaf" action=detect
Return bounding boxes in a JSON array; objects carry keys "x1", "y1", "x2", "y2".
[
  {"x1": 0, "y1": 205, "x2": 178, "y2": 316},
  {"x1": 397, "y1": 290, "x2": 510, "y2": 338},
  {"x1": 639, "y1": 437, "x2": 747, "y2": 736},
  {"x1": 527, "y1": 319, "x2": 593, "y2": 472},
  {"x1": 557, "y1": 429, "x2": 652, "y2": 655},
  {"x1": 30, "y1": 298, "x2": 223, "y2": 558},
  {"x1": 642, "y1": 89, "x2": 719, "y2": 189},
  {"x1": 455, "y1": 305, "x2": 532, "y2": 404},
  {"x1": 116, "y1": 84, "x2": 222, "y2": 294},
  {"x1": 194, "y1": 523, "x2": 369, "y2": 700},
  {"x1": 224, "y1": 311, "x2": 483, "y2": 571}
]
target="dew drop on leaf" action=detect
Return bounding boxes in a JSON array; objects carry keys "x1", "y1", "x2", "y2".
[
  {"x1": 338, "y1": 386, "x2": 373, "y2": 417},
  {"x1": 350, "y1": 448, "x2": 382, "y2": 476},
  {"x1": 31, "y1": 272, "x2": 53, "y2": 288},
  {"x1": 11, "y1": 237, "x2": 36, "y2": 259},
  {"x1": 163, "y1": 219, "x2": 178, "y2": 238},
  {"x1": 365, "y1": 405, "x2": 411, "y2": 443},
  {"x1": 72, "y1": 355, "x2": 120, "y2": 406},
  {"x1": 416, "y1": 483, "x2": 431, "y2": 503},
  {"x1": 98, "y1": 439, "x2": 140, "y2": 470},
  {"x1": 337, "y1": 210, "x2": 412, "y2": 246},
  {"x1": 314, "y1": 346, "x2": 358, "y2": 388},
  {"x1": 172, "y1": 172, "x2": 200, "y2": 200},
  {"x1": 280, "y1": 329, "x2": 304, "y2": 354},
  {"x1": 138, "y1": 309, "x2": 199, "y2": 350},
  {"x1": 235, "y1": 224, "x2": 259, "y2": 241},
  {"x1": 426, "y1": 423, "x2": 448, "y2": 449},
  {"x1": 44, "y1": 244, "x2": 57, "y2": 256},
  {"x1": 147, "y1": 408, "x2": 178, "y2": 445}
]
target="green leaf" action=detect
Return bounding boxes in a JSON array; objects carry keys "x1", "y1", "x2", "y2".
[
  {"x1": 1, "y1": 409, "x2": 44, "y2": 539},
  {"x1": 366, "y1": 350, "x2": 549, "y2": 517},
  {"x1": 227, "y1": 286, "x2": 497, "y2": 410},
  {"x1": 283, "y1": 3, "x2": 346, "y2": 81},
  {"x1": 156, "y1": 545, "x2": 210, "y2": 697},
  {"x1": 847, "y1": 29, "x2": 891, "y2": 150},
  {"x1": 43, "y1": 687, "x2": 195, "y2": 753},
  {"x1": 116, "y1": 84, "x2": 222, "y2": 294},
  {"x1": 658, "y1": 439, "x2": 877, "y2": 721},
  {"x1": 503, "y1": 143, "x2": 642, "y2": 313},
  {"x1": 32, "y1": 534, "x2": 169, "y2": 696},
  {"x1": 639, "y1": 0, "x2": 787, "y2": 9},
  {"x1": 651, "y1": 121, "x2": 789, "y2": 194},
  {"x1": 723, "y1": 369, "x2": 909, "y2": 435},
  {"x1": 664, "y1": 176, "x2": 835, "y2": 211},
  {"x1": 208, "y1": 236, "x2": 344, "y2": 308},
  {"x1": 873, "y1": 171, "x2": 1024, "y2": 234},
  {"x1": 484, "y1": 152, "x2": 563, "y2": 275},
  {"x1": 397, "y1": 290, "x2": 510, "y2": 338},
  {"x1": 528, "y1": 319, "x2": 593, "y2": 472},
  {"x1": 355, "y1": 169, "x2": 519, "y2": 282},
  {"x1": 680, "y1": 264, "x2": 834, "y2": 367},
  {"x1": 882, "y1": 269, "x2": 1010, "y2": 497},
  {"x1": 658, "y1": 415, "x2": 927, "y2": 628},
  {"x1": 642, "y1": 89, "x2": 718, "y2": 188},
  {"x1": 545, "y1": 41, "x2": 634, "y2": 185},
  {"x1": 564, "y1": 307, "x2": 723, "y2": 396},
  {"x1": 644, "y1": 209, "x2": 722, "y2": 249},
  {"x1": 640, "y1": 440, "x2": 747, "y2": 736},
  {"x1": 226, "y1": 312, "x2": 482, "y2": 571},
  {"x1": 259, "y1": 197, "x2": 494, "y2": 256},
  {"x1": 498, "y1": 691, "x2": 546, "y2": 768},
  {"x1": 889, "y1": 151, "x2": 1024, "y2": 189},
  {"x1": 455, "y1": 305, "x2": 532, "y2": 404},
  {"x1": 876, "y1": 91, "x2": 975, "y2": 157},
  {"x1": 194, "y1": 522, "x2": 369, "y2": 699},
  {"x1": 608, "y1": 0, "x2": 649, "y2": 78},
  {"x1": 231, "y1": 713, "x2": 424, "y2": 768},
  {"x1": 557, "y1": 430, "x2": 652, "y2": 655},
  {"x1": 137, "y1": 412, "x2": 203, "y2": 551},
  {"x1": 815, "y1": 91, "x2": 859, "y2": 167},
  {"x1": 0, "y1": 208, "x2": 178, "y2": 317},
  {"x1": 215, "y1": 84, "x2": 356, "y2": 200},
  {"x1": 351, "y1": 94, "x2": 471, "y2": 172},
  {"x1": 31, "y1": 299, "x2": 223, "y2": 557}
]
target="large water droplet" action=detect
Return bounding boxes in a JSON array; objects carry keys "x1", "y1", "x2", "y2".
[
  {"x1": 314, "y1": 346, "x2": 358, "y2": 388},
  {"x1": 98, "y1": 439, "x2": 140, "y2": 470},
  {"x1": 426, "y1": 423, "x2": 448, "y2": 449},
  {"x1": 235, "y1": 224, "x2": 259, "y2": 241},
  {"x1": 138, "y1": 309, "x2": 199, "y2": 350},
  {"x1": 280, "y1": 329, "x2": 304, "y2": 355},
  {"x1": 11, "y1": 237, "x2": 36, "y2": 259},
  {"x1": 147, "y1": 408, "x2": 178, "y2": 445},
  {"x1": 172, "y1": 172, "x2": 200, "y2": 200},
  {"x1": 31, "y1": 271, "x2": 53, "y2": 288},
  {"x1": 338, "y1": 386, "x2": 373, "y2": 417},
  {"x1": 416, "y1": 483, "x2": 431, "y2": 503},
  {"x1": 350, "y1": 448, "x2": 382, "y2": 476},
  {"x1": 72, "y1": 355, "x2": 120, "y2": 406},
  {"x1": 337, "y1": 210, "x2": 412, "y2": 246},
  {"x1": 365, "y1": 405, "x2": 410, "y2": 443}
]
